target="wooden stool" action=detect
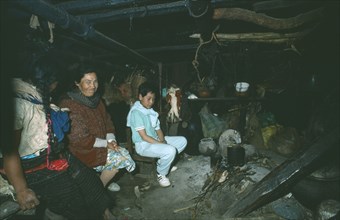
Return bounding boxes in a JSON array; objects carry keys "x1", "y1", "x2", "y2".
[{"x1": 126, "y1": 129, "x2": 157, "y2": 180}]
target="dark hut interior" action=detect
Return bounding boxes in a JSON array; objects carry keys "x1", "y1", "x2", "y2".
[{"x1": 1, "y1": 0, "x2": 339, "y2": 219}]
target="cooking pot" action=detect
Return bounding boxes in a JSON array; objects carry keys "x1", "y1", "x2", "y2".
[
  {"x1": 219, "y1": 129, "x2": 242, "y2": 158},
  {"x1": 199, "y1": 138, "x2": 217, "y2": 156},
  {"x1": 292, "y1": 159, "x2": 340, "y2": 209},
  {"x1": 227, "y1": 145, "x2": 245, "y2": 166}
]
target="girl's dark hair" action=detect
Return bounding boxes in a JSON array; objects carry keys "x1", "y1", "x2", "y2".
[
  {"x1": 23, "y1": 53, "x2": 63, "y2": 147},
  {"x1": 138, "y1": 82, "x2": 157, "y2": 97}
]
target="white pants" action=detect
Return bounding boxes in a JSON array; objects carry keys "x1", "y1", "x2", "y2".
[{"x1": 135, "y1": 136, "x2": 187, "y2": 176}]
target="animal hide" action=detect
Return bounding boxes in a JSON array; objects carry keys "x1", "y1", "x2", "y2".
[{"x1": 166, "y1": 86, "x2": 182, "y2": 123}]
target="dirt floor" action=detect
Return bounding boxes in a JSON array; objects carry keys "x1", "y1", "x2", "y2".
[
  {"x1": 108, "y1": 150, "x2": 314, "y2": 220},
  {"x1": 1, "y1": 148, "x2": 317, "y2": 220},
  {"x1": 110, "y1": 154, "x2": 215, "y2": 220}
]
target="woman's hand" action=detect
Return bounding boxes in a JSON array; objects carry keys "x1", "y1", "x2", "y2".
[
  {"x1": 16, "y1": 188, "x2": 40, "y2": 210},
  {"x1": 107, "y1": 140, "x2": 119, "y2": 151}
]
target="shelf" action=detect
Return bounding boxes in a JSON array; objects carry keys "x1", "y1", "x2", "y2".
[{"x1": 187, "y1": 97, "x2": 265, "y2": 102}]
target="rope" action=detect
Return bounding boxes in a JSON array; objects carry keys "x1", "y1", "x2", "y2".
[{"x1": 192, "y1": 25, "x2": 222, "y2": 84}]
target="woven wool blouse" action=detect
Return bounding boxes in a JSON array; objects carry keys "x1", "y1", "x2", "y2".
[{"x1": 59, "y1": 98, "x2": 115, "y2": 167}]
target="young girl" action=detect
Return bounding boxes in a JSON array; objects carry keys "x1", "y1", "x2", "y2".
[{"x1": 127, "y1": 82, "x2": 187, "y2": 187}]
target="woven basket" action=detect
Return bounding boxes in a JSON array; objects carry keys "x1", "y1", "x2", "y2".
[{"x1": 130, "y1": 74, "x2": 146, "y2": 102}]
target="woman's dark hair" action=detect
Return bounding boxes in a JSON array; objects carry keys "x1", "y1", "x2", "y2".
[
  {"x1": 138, "y1": 82, "x2": 157, "y2": 97},
  {"x1": 69, "y1": 62, "x2": 106, "y2": 95},
  {"x1": 23, "y1": 54, "x2": 62, "y2": 107},
  {"x1": 72, "y1": 63, "x2": 97, "y2": 84}
]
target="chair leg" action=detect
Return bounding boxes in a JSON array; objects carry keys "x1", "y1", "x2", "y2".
[{"x1": 134, "y1": 161, "x2": 156, "y2": 181}]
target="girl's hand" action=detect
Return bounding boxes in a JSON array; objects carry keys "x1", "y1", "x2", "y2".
[{"x1": 16, "y1": 188, "x2": 40, "y2": 210}]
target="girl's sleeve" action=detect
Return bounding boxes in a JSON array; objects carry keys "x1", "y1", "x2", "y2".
[{"x1": 130, "y1": 110, "x2": 145, "y2": 131}]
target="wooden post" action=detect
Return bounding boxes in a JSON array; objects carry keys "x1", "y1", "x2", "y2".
[{"x1": 158, "y1": 62, "x2": 162, "y2": 113}]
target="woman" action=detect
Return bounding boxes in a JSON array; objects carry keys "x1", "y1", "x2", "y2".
[
  {"x1": 0, "y1": 54, "x2": 114, "y2": 219},
  {"x1": 59, "y1": 64, "x2": 135, "y2": 192}
]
